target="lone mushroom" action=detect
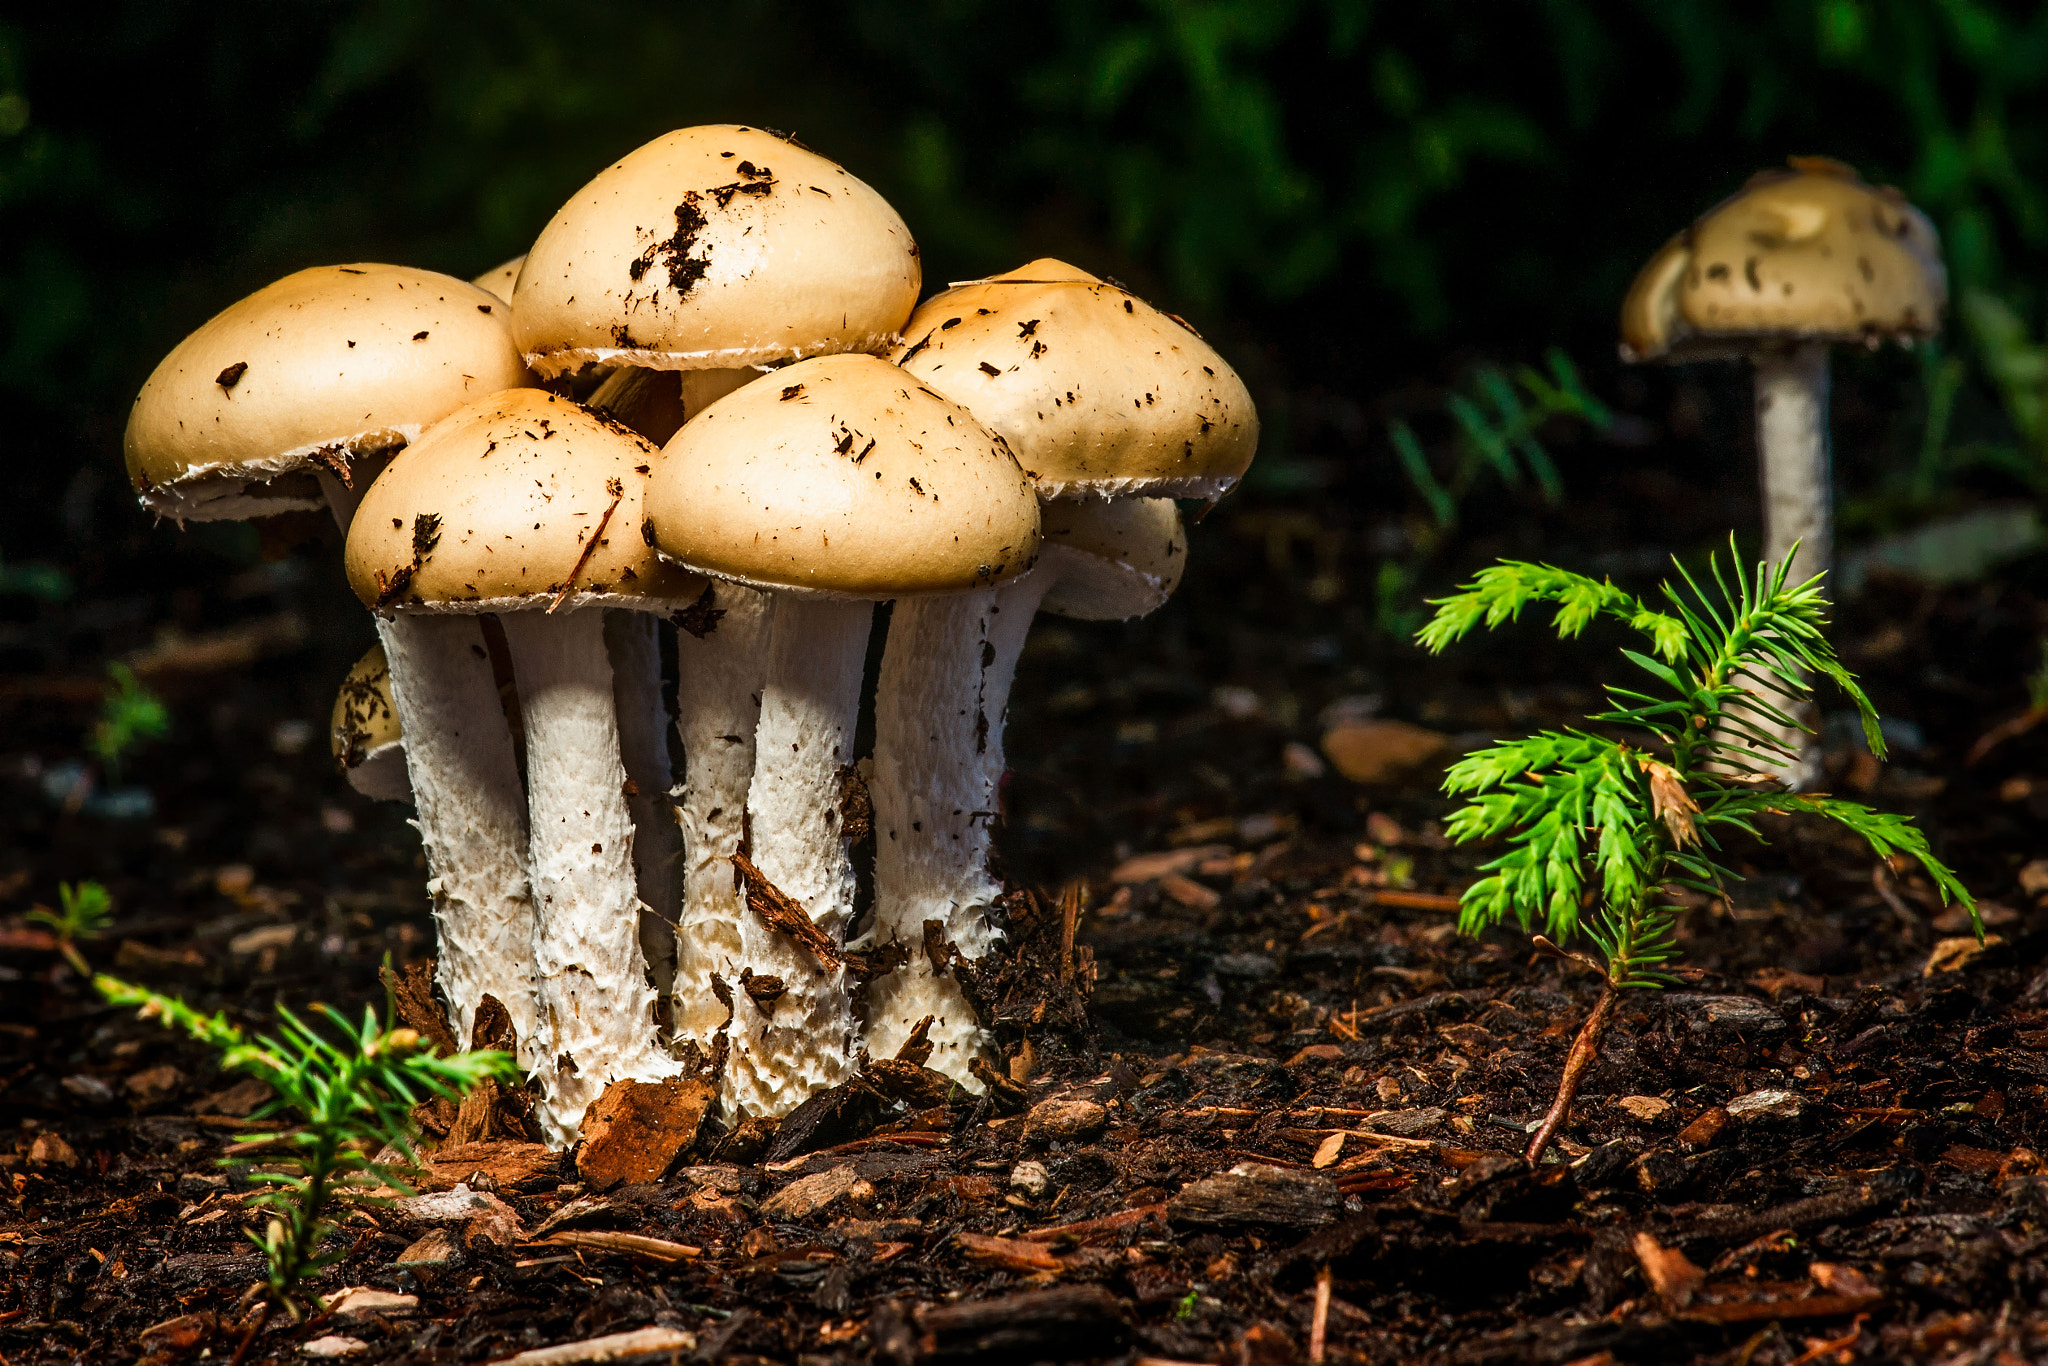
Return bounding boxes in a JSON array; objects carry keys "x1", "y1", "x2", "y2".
[
  {"x1": 645, "y1": 352, "x2": 1039, "y2": 1117},
  {"x1": 1620, "y1": 158, "x2": 1946, "y2": 784}
]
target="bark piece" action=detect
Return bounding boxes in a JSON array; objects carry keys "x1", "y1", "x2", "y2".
[
  {"x1": 761, "y1": 1164, "x2": 862, "y2": 1221},
  {"x1": 915, "y1": 1285, "x2": 1128, "y2": 1364},
  {"x1": 1169, "y1": 1162, "x2": 1340, "y2": 1231},
  {"x1": 575, "y1": 1076, "x2": 716, "y2": 1190},
  {"x1": 380, "y1": 958, "x2": 460, "y2": 1057},
  {"x1": 419, "y1": 1139, "x2": 558, "y2": 1192},
  {"x1": 1023, "y1": 1097, "x2": 1108, "y2": 1145}
]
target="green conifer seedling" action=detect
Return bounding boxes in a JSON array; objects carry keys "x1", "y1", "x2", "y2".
[
  {"x1": 1418, "y1": 540, "x2": 1973, "y2": 1163},
  {"x1": 94, "y1": 975, "x2": 519, "y2": 1319}
]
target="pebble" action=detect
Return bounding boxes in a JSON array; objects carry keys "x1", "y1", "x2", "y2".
[
  {"x1": 1009, "y1": 1161, "x2": 1051, "y2": 1198},
  {"x1": 28, "y1": 1133, "x2": 78, "y2": 1169}
]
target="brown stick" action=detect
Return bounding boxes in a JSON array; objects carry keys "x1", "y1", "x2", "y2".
[
  {"x1": 226, "y1": 1299, "x2": 271, "y2": 1366},
  {"x1": 1525, "y1": 979, "x2": 1620, "y2": 1165},
  {"x1": 1308, "y1": 1263, "x2": 1333, "y2": 1364}
]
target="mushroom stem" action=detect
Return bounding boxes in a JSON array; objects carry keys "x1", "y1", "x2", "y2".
[
  {"x1": 1736, "y1": 342, "x2": 1831, "y2": 788},
  {"x1": 605, "y1": 610, "x2": 683, "y2": 1007},
  {"x1": 725, "y1": 594, "x2": 873, "y2": 1117},
  {"x1": 672, "y1": 584, "x2": 774, "y2": 1046},
  {"x1": 375, "y1": 614, "x2": 538, "y2": 1055},
  {"x1": 497, "y1": 608, "x2": 675, "y2": 1141},
  {"x1": 1756, "y1": 343, "x2": 1833, "y2": 585},
  {"x1": 865, "y1": 565, "x2": 1058, "y2": 1076},
  {"x1": 313, "y1": 450, "x2": 400, "y2": 535}
]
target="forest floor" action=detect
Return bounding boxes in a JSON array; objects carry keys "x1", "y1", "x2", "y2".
[{"x1": 4, "y1": 454, "x2": 2048, "y2": 1365}]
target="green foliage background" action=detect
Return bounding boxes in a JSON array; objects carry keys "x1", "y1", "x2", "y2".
[{"x1": 5, "y1": 0, "x2": 2047, "y2": 540}]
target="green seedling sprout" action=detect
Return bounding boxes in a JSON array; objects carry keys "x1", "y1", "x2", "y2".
[
  {"x1": 1418, "y1": 539, "x2": 1973, "y2": 1165},
  {"x1": 91, "y1": 662, "x2": 170, "y2": 781},
  {"x1": 26, "y1": 880, "x2": 114, "y2": 975},
  {"x1": 93, "y1": 973, "x2": 518, "y2": 1320}
]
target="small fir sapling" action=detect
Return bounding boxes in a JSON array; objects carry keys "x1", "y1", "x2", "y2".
[
  {"x1": 94, "y1": 972, "x2": 517, "y2": 1317},
  {"x1": 1416, "y1": 541, "x2": 1974, "y2": 1165},
  {"x1": 27, "y1": 880, "x2": 113, "y2": 975}
]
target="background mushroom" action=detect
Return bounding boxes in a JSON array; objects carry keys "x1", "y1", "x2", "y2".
[
  {"x1": 866, "y1": 496, "x2": 1187, "y2": 1072},
  {"x1": 473, "y1": 255, "x2": 525, "y2": 303},
  {"x1": 513, "y1": 123, "x2": 923, "y2": 1056},
  {"x1": 646, "y1": 352, "x2": 1038, "y2": 1117},
  {"x1": 871, "y1": 259, "x2": 1256, "y2": 1078},
  {"x1": 346, "y1": 388, "x2": 706, "y2": 1140},
  {"x1": 330, "y1": 644, "x2": 409, "y2": 803},
  {"x1": 1621, "y1": 157, "x2": 1946, "y2": 784}
]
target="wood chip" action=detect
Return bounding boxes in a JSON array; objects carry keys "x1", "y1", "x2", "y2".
[
  {"x1": 488, "y1": 1326, "x2": 698, "y2": 1365},
  {"x1": 956, "y1": 1231, "x2": 1066, "y2": 1273}
]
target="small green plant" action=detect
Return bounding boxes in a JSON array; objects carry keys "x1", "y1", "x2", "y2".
[
  {"x1": 26, "y1": 880, "x2": 113, "y2": 974},
  {"x1": 1389, "y1": 349, "x2": 1611, "y2": 531},
  {"x1": 95, "y1": 975, "x2": 518, "y2": 1318},
  {"x1": 90, "y1": 663, "x2": 170, "y2": 781},
  {"x1": 1418, "y1": 541, "x2": 1973, "y2": 1163}
]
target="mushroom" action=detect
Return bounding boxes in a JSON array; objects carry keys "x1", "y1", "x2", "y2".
[
  {"x1": 645, "y1": 352, "x2": 1038, "y2": 1117},
  {"x1": 125, "y1": 263, "x2": 538, "y2": 1052},
  {"x1": 870, "y1": 260, "x2": 1256, "y2": 1078},
  {"x1": 472, "y1": 255, "x2": 525, "y2": 303},
  {"x1": 1621, "y1": 158, "x2": 1945, "y2": 784},
  {"x1": 345, "y1": 388, "x2": 706, "y2": 1140},
  {"x1": 866, "y1": 497, "x2": 1187, "y2": 1070},
  {"x1": 513, "y1": 124, "x2": 922, "y2": 1054},
  {"x1": 331, "y1": 644, "x2": 410, "y2": 802}
]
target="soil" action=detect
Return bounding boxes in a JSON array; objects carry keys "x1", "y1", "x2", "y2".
[{"x1": 5, "y1": 422, "x2": 2048, "y2": 1365}]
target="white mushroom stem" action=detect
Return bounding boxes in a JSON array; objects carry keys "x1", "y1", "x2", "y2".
[
  {"x1": 865, "y1": 563, "x2": 1060, "y2": 1077},
  {"x1": 724, "y1": 594, "x2": 872, "y2": 1118},
  {"x1": 1726, "y1": 342, "x2": 1832, "y2": 789},
  {"x1": 605, "y1": 610, "x2": 683, "y2": 1007},
  {"x1": 1757, "y1": 343, "x2": 1833, "y2": 585},
  {"x1": 672, "y1": 584, "x2": 773, "y2": 1046},
  {"x1": 376, "y1": 614, "x2": 538, "y2": 1055},
  {"x1": 497, "y1": 608, "x2": 675, "y2": 1142}
]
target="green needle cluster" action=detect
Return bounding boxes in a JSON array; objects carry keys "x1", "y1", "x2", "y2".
[
  {"x1": 96, "y1": 976, "x2": 519, "y2": 1316},
  {"x1": 1418, "y1": 539, "x2": 1975, "y2": 990}
]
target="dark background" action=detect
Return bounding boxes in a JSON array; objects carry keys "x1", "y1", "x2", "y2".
[{"x1": 4, "y1": 0, "x2": 2047, "y2": 731}]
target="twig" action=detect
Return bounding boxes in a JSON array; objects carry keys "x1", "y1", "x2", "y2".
[
  {"x1": 226, "y1": 1297, "x2": 270, "y2": 1366},
  {"x1": 1059, "y1": 882, "x2": 1084, "y2": 982},
  {"x1": 1526, "y1": 978, "x2": 1619, "y2": 1165},
  {"x1": 547, "y1": 478, "x2": 624, "y2": 613},
  {"x1": 1309, "y1": 1264, "x2": 1333, "y2": 1364}
]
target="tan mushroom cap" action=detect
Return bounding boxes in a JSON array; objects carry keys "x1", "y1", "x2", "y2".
[
  {"x1": 1039, "y1": 496, "x2": 1186, "y2": 621},
  {"x1": 125, "y1": 264, "x2": 530, "y2": 522},
  {"x1": 331, "y1": 644, "x2": 408, "y2": 801},
  {"x1": 344, "y1": 388, "x2": 705, "y2": 614},
  {"x1": 1620, "y1": 158, "x2": 1947, "y2": 362},
  {"x1": 646, "y1": 353, "x2": 1039, "y2": 599},
  {"x1": 513, "y1": 125, "x2": 921, "y2": 378},
  {"x1": 888, "y1": 258, "x2": 1258, "y2": 499},
  {"x1": 472, "y1": 256, "x2": 525, "y2": 303}
]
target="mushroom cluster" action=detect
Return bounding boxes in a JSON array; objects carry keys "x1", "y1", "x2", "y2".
[{"x1": 124, "y1": 126, "x2": 1257, "y2": 1143}]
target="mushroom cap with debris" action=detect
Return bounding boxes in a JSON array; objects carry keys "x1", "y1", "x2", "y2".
[
  {"x1": 513, "y1": 125, "x2": 921, "y2": 378},
  {"x1": 124, "y1": 264, "x2": 529, "y2": 523},
  {"x1": 330, "y1": 644, "x2": 410, "y2": 803},
  {"x1": 472, "y1": 256, "x2": 524, "y2": 303},
  {"x1": 1620, "y1": 158, "x2": 1946, "y2": 363},
  {"x1": 343, "y1": 388, "x2": 705, "y2": 615},
  {"x1": 889, "y1": 258, "x2": 1259, "y2": 499},
  {"x1": 1039, "y1": 496, "x2": 1187, "y2": 620},
  {"x1": 645, "y1": 352, "x2": 1040, "y2": 600}
]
